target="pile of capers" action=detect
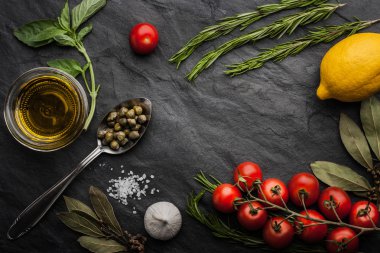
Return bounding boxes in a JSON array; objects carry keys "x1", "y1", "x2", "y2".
[{"x1": 98, "y1": 105, "x2": 148, "y2": 150}]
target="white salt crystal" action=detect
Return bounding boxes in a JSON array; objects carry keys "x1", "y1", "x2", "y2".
[
  {"x1": 107, "y1": 170, "x2": 158, "y2": 208},
  {"x1": 150, "y1": 175, "x2": 154, "y2": 179}
]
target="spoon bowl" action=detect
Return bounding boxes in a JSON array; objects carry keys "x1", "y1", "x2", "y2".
[
  {"x1": 98, "y1": 97, "x2": 152, "y2": 155},
  {"x1": 7, "y1": 98, "x2": 152, "y2": 240}
]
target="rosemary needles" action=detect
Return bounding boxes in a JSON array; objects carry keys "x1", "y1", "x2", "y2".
[
  {"x1": 225, "y1": 19, "x2": 380, "y2": 76},
  {"x1": 169, "y1": 0, "x2": 328, "y2": 67},
  {"x1": 170, "y1": 0, "x2": 380, "y2": 81},
  {"x1": 186, "y1": 3, "x2": 343, "y2": 81}
]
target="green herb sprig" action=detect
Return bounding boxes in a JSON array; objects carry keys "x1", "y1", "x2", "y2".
[
  {"x1": 58, "y1": 186, "x2": 147, "y2": 253},
  {"x1": 226, "y1": 19, "x2": 380, "y2": 76},
  {"x1": 189, "y1": 172, "x2": 380, "y2": 251},
  {"x1": 169, "y1": 0, "x2": 328, "y2": 67},
  {"x1": 311, "y1": 96, "x2": 380, "y2": 211},
  {"x1": 187, "y1": 190, "x2": 325, "y2": 253},
  {"x1": 14, "y1": 0, "x2": 107, "y2": 130},
  {"x1": 186, "y1": 3, "x2": 343, "y2": 81}
]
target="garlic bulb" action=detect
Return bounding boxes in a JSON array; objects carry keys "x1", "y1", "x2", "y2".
[{"x1": 144, "y1": 202, "x2": 182, "y2": 240}]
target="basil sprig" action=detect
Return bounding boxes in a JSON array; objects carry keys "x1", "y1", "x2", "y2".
[{"x1": 13, "y1": 0, "x2": 107, "y2": 130}]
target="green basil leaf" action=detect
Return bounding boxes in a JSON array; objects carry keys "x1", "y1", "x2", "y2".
[
  {"x1": 340, "y1": 113, "x2": 373, "y2": 170},
  {"x1": 71, "y1": 0, "x2": 106, "y2": 31},
  {"x1": 89, "y1": 186, "x2": 123, "y2": 236},
  {"x1": 78, "y1": 236, "x2": 126, "y2": 253},
  {"x1": 27, "y1": 39, "x2": 55, "y2": 48},
  {"x1": 361, "y1": 96, "x2": 380, "y2": 160},
  {"x1": 311, "y1": 161, "x2": 371, "y2": 192},
  {"x1": 54, "y1": 34, "x2": 76, "y2": 47},
  {"x1": 48, "y1": 59, "x2": 83, "y2": 77},
  {"x1": 58, "y1": 0, "x2": 70, "y2": 31},
  {"x1": 57, "y1": 212, "x2": 104, "y2": 237},
  {"x1": 77, "y1": 23, "x2": 93, "y2": 41},
  {"x1": 14, "y1": 20, "x2": 66, "y2": 47},
  {"x1": 63, "y1": 196, "x2": 98, "y2": 219}
]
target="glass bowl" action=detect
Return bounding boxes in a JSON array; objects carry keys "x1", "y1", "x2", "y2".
[{"x1": 4, "y1": 67, "x2": 88, "y2": 151}]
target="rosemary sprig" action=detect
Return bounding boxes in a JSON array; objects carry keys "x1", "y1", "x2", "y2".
[
  {"x1": 186, "y1": 3, "x2": 344, "y2": 81},
  {"x1": 226, "y1": 19, "x2": 380, "y2": 76},
  {"x1": 190, "y1": 172, "x2": 380, "y2": 251},
  {"x1": 187, "y1": 191, "x2": 325, "y2": 253},
  {"x1": 169, "y1": 0, "x2": 328, "y2": 67}
]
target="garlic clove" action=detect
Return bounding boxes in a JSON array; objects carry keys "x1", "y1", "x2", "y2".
[{"x1": 144, "y1": 201, "x2": 182, "y2": 240}]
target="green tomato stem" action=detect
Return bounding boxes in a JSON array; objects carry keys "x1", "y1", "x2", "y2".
[{"x1": 77, "y1": 42, "x2": 97, "y2": 131}]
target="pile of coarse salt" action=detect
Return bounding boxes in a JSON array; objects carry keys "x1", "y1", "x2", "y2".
[{"x1": 107, "y1": 167, "x2": 159, "y2": 212}]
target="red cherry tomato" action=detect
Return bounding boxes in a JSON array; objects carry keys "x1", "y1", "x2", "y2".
[
  {"x1": 258, "y1": 178, "x2": 289, "y2": 208},
  {"x1": 288, "y1": 172, "x2": 319, "y2": 207},
  {"x1": 326, "y1": 227, "x2": 359, "y2": 253},
  {"x1": 212, "y1": 183, "x2": 242, "y2": 213},
  {"x1": 129, "y1": 23, "x2": 159, "y2": 55},
  {"x1": 318, "y1": 187, "x2": 352, "y2": 221},
  {"x1": 237, "y1": 201, "x2": 268, "y2": 231},
  {"x1": 296, "y1": 210, "x2": 328, "y2": 243},
  {"x1": 349, "y1": 201, "x2": 379, "y2": 229},
  {"x1": 233, "y1": 162, "x2": 263, "y2": 191},
  {"x1": 262, "y1": 216, "x2": 295, "y2": 249}
]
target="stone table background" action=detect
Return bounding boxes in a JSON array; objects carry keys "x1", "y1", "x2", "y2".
[{"x1": 1, "y1": 0, "x2": 380, "y2": 252}]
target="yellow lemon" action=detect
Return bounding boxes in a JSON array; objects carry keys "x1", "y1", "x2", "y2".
[{"x1": 317, "y1": 33, "x2": 380, "y2": 102}]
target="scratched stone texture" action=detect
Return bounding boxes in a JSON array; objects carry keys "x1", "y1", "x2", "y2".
[{"x1": 1, "y1": 0, "x2": 380, "y2": 252}]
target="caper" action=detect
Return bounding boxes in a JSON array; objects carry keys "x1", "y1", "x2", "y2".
[
  {"x1": 124, "y1": 129, "x2": 130, "y2": 136},
  {"x1": 126, "y1": 109, "x2": 135, "y2": 118},
  {"x1": 106, "y1": 128, "x2": 114, "y2": 133},
  {"x1": 119, "y1": 138, "x2": 129, "y2": 146},
  {"x1": 107, "y1": 111, "x2": 118, "y2": 121},
  {"x1": 107, "y1": 121, "x2": 115, "y2": 127},
  {"x1": 114, "y1": 122, "x2": 122, "y2": 131},
  {"x1": 129, "y1": 130, "x2": 140, "y2": 140},
  {"x1": 101, "y1": 139, "x2": 109, "y2": 146},
  {"x1": 133, "y1": 105, "x2": 143, "y2": 115},
  {"x1": 97, "y1": 129, "x2": 107, "y2": 139},
  {"x1": 127, "y1": 118, "x2": 136, "y2": 127},
  {"x1": 118, "y1": 117, "x2": 127, "y2": 127},
  {"x1": 137, "y1": 114, "x2": 147, "y2": 124},
  {"x1": 118, "y1": 107, "x2": 128, "y2": 117},
  {"x1": 110, "y1": 140, "x2": 120, "y2": 150},
  {"x1": 115, "y1": 131, "x2": 126, "y2": 142},
  {"x1": 132, "y1": 124, "x2": 141, "y2": 131},
  {"x1": 105, "y1": 132, "x2": 114, "y2": 143}
]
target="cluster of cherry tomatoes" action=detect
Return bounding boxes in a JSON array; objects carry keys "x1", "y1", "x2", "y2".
[{"x1": 212, "y1": 162, "x2": 379, "y2": 253}]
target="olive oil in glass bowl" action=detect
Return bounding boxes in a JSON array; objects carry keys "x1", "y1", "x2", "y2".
[{"x1": 4, "y1": 67, "x2": 88, "y2": 151}]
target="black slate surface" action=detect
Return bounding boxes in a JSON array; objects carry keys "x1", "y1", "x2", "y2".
[{"x1": 1, "y1": 0, "x2": 380, "y2": 252}]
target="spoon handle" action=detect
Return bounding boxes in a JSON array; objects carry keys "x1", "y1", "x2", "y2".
[{"x1": 7, "y1": 146, "x2": 103, "y2": 240}]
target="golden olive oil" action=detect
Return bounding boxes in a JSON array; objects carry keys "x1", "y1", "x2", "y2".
[{"x1": 15, "y1": 76, "x2": 80, "y2": 142}]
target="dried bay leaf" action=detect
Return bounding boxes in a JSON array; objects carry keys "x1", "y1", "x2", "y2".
[
  {"x1": 361, "y1": 97, "x2": 380, "y2": 160},
  {"x1": 89, "y1": 186, "x2": 123, "y2": 236},
  {"x1": 78, "y1": 236, "x2": 126, "y2": 253},
  {"x1": 311, "y1": 161, "x2": 371, "y2": 192},
  {"x1": 57, "y1": 212, "x2": 104, "y2": 237},
  {"x1": 63, "y1": 196, "x2": 98, "y2": 219},
  {"x1": 339, "y1": 113, "x2": 373, "y2": 170}
]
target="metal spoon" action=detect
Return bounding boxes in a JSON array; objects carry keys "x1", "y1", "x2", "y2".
[{"x1": 7, "y1": 97, "x2": 152, "y2": 240}]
